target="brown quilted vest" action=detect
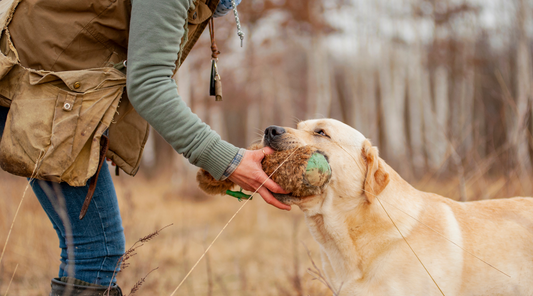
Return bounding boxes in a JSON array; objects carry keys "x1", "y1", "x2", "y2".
[{"x1": 0, "y1": 0, "x2": 219, "y2": 185}]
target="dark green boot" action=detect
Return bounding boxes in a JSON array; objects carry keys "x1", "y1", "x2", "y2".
[{"x1": 50, "y1": 278, "x2": 123, "y2": 296}]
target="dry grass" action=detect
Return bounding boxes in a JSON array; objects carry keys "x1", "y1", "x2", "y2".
[
  {"x1": 0, "y1": 169, "x2": 331, "y2": 296},
  {"x1": 0, "y1": 163, "x2": 530, "y2": 296}
]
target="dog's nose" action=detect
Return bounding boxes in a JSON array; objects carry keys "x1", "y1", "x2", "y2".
[{"x1": 264, "y1": 126, "x2": 286, "y2": 143}]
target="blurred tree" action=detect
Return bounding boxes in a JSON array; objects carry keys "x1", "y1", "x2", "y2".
[
  {"x1": 510, "y1": 0, "x2": 532, "y2": 176},
  {"x1": 143, "y1": 0, "x2": 533, "y2": 196}
]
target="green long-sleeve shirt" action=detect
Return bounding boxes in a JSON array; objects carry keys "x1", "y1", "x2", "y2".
[{"x1": 127, "y1": 0, "x2": 239, "y2": 180}]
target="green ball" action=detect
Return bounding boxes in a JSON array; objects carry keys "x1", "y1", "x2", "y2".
[{"x1": 304, "y1": 153, "x2": 332, "y2": 187}]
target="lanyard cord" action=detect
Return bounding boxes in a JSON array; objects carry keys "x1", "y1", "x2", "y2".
[
  {"x1": 208, "y1": 18, "x2": 220, "y2": 60},
  {"x1": 231, "y1": 0, "x2": 245, "y2": 47}
]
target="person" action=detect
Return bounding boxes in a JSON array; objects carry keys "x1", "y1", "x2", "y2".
[{"x1": 0, "y1": 0, "x2": 290, "y2": 295}]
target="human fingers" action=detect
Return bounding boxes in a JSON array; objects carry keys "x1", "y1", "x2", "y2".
[
  {"x1": 251, "y1": 148, "x2": 289, "y2": 194},
  {"x1": 257, "y1": 186, "x2": 291, "y2": 211},
  {"x1": 258, "y1": 173, "x2": 289, "y2": 194}
]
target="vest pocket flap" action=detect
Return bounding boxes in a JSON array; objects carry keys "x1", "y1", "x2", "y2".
[
  {"x1": 188, "y1": 1, "x2": 213, "y2": 25},
  {"x1": 29, "y1": 67, "x2": 126, "y2": 92}
]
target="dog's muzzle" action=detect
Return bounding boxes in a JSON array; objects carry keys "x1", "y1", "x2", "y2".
[{"x1": 264, "y1": 125, "x2": 287, "y2": 150}]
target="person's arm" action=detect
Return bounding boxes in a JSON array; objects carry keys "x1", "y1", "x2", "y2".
[
  {"x1": 128, "y1": 0, "x2": 235, "y2": 180},
  {"x1": 127, "y1": 0, "x2": 290, "y2": 209}
]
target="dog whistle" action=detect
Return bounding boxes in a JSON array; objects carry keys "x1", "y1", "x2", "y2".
[
  {"x1": 215, "y1": 78, "x2": 222, "y2": 101},
  {"x1": 210, "y1": 60, "x2": 222, "y2": 101},
  {"x1": 210, "y1": 60, "x2": 216, "y2": 96}
]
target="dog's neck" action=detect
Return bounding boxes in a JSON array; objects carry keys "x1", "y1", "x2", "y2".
[{"x1": 299, "y1": 167, "x2": 423, "y2": 286}]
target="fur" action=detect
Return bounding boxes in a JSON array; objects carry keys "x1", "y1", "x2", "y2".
[{"x1": 262, "y1": 119, "x2": 533, "y2": 296}]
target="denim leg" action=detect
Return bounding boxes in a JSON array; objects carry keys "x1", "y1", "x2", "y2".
[
  {"x1": 0, "y1": 105, "x2": 125, "y2": 286},
  {"x1": 31, "y1": 164, "x2": 126, "y2": 286}
]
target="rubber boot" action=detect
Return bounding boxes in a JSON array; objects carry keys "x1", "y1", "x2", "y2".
[{"x1": 50, "y1": 278, "x2": 123, "y2": 296}]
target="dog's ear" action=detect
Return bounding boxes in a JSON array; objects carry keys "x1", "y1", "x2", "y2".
[{"x1": 362, "y1": 140, "x2": 389, "y2": 203}]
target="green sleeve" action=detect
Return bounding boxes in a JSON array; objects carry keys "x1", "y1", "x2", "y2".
[{"x1": 127, "y1": 0, "x2": 239, "y2": 180}]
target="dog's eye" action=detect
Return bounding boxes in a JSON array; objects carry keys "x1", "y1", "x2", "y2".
[{"x1": 315, "y1": 129, "x2": 329, "y2": 137}]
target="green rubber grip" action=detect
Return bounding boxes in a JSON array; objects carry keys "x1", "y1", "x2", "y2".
[{"x1": 226, "y1": 190, "x2": 252, "y2": 201}]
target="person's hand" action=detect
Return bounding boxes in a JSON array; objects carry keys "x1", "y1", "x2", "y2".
[{"x1": 228, "y1": 147, "x2": 291, "y2": 210}]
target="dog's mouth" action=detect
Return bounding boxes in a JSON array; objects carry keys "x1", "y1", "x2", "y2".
[
  {"x1": 272, "y1": 192, "x2": 299, "y2": 205},
  {"x1": 263, "y1": 136, "x2": 302, "y2": 152}
]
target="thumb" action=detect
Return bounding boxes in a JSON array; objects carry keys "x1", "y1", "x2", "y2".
[
  {"x1": 248, "y1": 149, "x2": 266, "y2": 162},
  {"x1": 262, "y1": 146, "x2": 276, "y2": 155}
]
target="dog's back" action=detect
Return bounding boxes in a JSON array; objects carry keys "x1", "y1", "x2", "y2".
[{"x1": 449, "y1": 197, "x2": 533, "y2": 295}]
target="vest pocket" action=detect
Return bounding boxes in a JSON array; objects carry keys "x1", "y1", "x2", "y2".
[{"x1": 0, "y1": 69, "x2": 124, "y2": 186}]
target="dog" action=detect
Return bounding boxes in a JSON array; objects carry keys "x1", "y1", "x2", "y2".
[{"x1": 262, "y1": 119, "x2": 533, "y2": 296}]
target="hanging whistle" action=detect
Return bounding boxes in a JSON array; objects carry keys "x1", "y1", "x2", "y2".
[
  {"x1": 215, "y1": 77, "x2": 222, "y2": 101},
  {"x1": 210, "y1": 59, "x2": 223, "y2": 101}
]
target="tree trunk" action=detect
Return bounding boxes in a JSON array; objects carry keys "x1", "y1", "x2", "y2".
[
  {"x1": 432, "y1": 65, "x2": 450, "y2": 169},
  {"x1": 361, "y1": 69, "x2": 379, "y2": 145},
  {"x1": 379, "y1": 47, "x2": 408, "y2": 173},
  {"x1": 461, "y1": 44, "x2": 475, "y2": 158},
  {"x1": 407, "y1": 48, "x2": 425, "y2": 175},
  {"x1": 273, "y1": 66, "x2": 295, "y2": 127},
  {"x1": 306, "y1": 35, "x2": 332, "y2": 119},
  {"x1": 245, "y1": 25, "x2": 262, "y2": 145},
  {"x1": 509, "y1": 0, "x2": 532, "y2": 177},
  {"x1": 209, "y1": 103, "x2": 227, "y2": 140},
  {"x1": 341, "y1": 57, "x2": 379, "y2": 145},
  {"x1": 422, "y1": 66, "x2": 439, "y2": 171},
  {"x1": 259, "y1": 68, "x2": 276, "y2": 132}
]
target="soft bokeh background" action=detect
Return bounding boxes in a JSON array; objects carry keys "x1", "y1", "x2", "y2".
[{"x1": 2, "y1": 0, "x2": 533, "y2": 294}]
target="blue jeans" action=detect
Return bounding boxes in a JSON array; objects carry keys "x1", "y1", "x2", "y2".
[{"x1": 0, "y1": 106, "x2": 125, "y2": 286}]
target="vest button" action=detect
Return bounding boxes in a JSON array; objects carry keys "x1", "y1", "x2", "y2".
[
  {"x1": 73, "y1": 82, "x2": 81, "y2": 89},
  {"x1": 192, "y1": 11, "x2": 197, "y2": 20}
]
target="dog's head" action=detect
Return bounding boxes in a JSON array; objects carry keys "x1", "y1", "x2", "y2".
[{"x1": 263, "y1": 119, "x2": 390, "y2": 213}]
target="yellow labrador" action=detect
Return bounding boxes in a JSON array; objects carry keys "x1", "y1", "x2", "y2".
[{"x1": 263, "y1": 119, "x2": 533, "y2": 296}]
